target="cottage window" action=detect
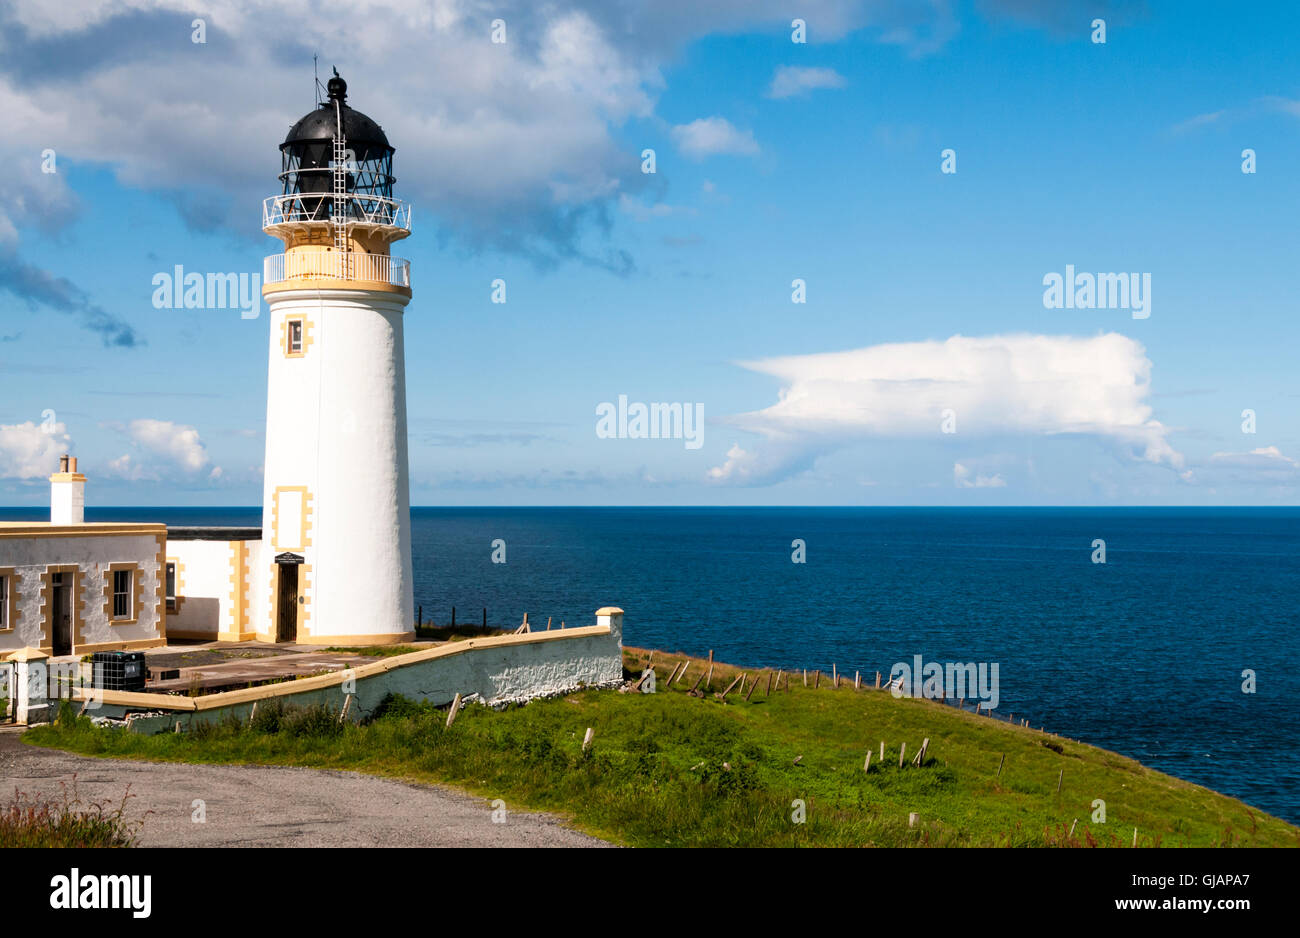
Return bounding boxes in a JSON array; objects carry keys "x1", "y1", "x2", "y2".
[
  {"x1": 112, "y1": 569, "x2": 132, "y2": 619},
  {"x1": 0, "y1": 575, "x2": 7, "y2": 629}
]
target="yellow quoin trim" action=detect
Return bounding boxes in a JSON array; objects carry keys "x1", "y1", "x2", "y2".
[
  {"x1": 219, "y1": 540, "x2": 254, "y2": 642},
  {"x1": 280, "y1": 312, "x2": 316, "y2": 359},
  {"x1": 0, "y1": 567, "x2": 19, "y2": 632},
  {"x1": 102, "y1": 562, "x2": 144, "y2": 625},
  {"x1": 271, "y1": 485, "x2": 313, "y2": 551},
  {"x1": 299, "y1": 562, "x2": 312, "y2": 639},
  {"x1": 154, "y1": 532, "x2": 167, "y2": 641},
  {"x1": 165, "y1": 556, "x2": 186, "y2": 616}
]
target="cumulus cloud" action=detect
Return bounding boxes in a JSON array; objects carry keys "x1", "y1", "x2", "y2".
[
  {"x1": 1205, "y1": 446, "x2": 1300, "y2": 484},
  {"x1": 0, "y1": 420, "x2": 71, "y2": 479},
  {"x1": 0, "y1": 1, "x2": 1112, "y2": 282},
  {"x1": 107, "y1": 419, "x2": 218, "y2": 479},
  {"x1": 671, "y1": 117, "x2": 760, "y2": 159},
  {"x1": 954, "y1": 461, "x2": 1007, "y2": 488},
  {"x1": 710, "y1": 332, "x2": 1188, "y2": 486},
  {"x1": 767, "y1": 65, "x2": 847, "y2": 99}
]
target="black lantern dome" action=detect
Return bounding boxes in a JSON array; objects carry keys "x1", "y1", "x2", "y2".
[{"x1": 279, "y1": 70, "x2": 396, "y2": 212}]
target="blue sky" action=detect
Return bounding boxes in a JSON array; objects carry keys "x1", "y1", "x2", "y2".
[{"x1": 1, "y1": 0, "x2": 1297, "y2": 506}]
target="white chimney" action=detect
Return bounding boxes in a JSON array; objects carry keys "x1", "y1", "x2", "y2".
[{"x1": 50, "y1": 455, "x2": 86, "y2": 525}]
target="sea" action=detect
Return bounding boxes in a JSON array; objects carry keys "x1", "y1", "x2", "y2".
[{"x1": 4, "y1": 505, "x2": 1297, "y2": 825}]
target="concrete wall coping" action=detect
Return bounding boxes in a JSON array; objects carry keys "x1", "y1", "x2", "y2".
[
  {"x1": 5, "y1": 646, "x2": 49, "y2": 663},
  {"x1": 0, "y1": 523, "x2": 167, "y2": 538}
]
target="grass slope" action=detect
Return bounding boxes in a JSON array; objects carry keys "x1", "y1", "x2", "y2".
[{"x1": 23, "y1": 648, "x2": 1299, "y2": 847}]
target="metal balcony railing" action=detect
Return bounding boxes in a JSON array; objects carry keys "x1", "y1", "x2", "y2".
[
  {"x1": 262, "y1": 194, "x2": 412, "y2": 232},
  {"x1": 263, "y1": 252, "x2": 411, "y2": 288}
]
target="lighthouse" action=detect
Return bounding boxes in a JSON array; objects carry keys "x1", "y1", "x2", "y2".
[{"x1": 257, "y1": 71, "x2": 415, "y2": 645}]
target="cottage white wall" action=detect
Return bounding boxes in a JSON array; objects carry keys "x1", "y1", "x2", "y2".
[
  {"x1": 0, "y1": 529, "x2": 165, "y2": 655},
  {"x1": 166, "y1": 539, "x2": 238, "y2": 639}
]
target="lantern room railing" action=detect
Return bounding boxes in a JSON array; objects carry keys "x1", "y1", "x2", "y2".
[
  {"x1": 262, "y1": 194, "x2": 412, "y2": 233},
  {"x1": 263, "y1": 252, "x2": 411, "y2": 288}
]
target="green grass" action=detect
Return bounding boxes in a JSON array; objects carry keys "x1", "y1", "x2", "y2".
[
  {"x1": 322, "y1": 645, "x2": 421, "y2": 657},
  {"x1": 22, "y1": 651, "x2": 1300, "y2": 847}
]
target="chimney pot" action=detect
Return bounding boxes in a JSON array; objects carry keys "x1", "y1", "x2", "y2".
[
  {"x1": 69, "y1": 457, "x2": 77, "y2": 473},
  {"x1": 59, "y1": 454, "x2": 69, "y2": 473}
]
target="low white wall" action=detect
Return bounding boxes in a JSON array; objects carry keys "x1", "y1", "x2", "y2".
[{"x1": 77, "y1": 610, "x2": 626, "y2": 732}]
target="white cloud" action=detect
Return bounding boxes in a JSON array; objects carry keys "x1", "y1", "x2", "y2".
[
  {"x1": 1210, "y1": 445, "x2": 1298, "y2": 468},
  {"x1": 671, "y1": 117, "x2": 760, "y2": 159},
  {"x1": 0, "y1": 420, "x2": 70, "y2": 479},
  {"x1": 767, "y1": 65, "x2": 847, "y2": 99},
  {"x1": 107, "y1": 419, "x2": 218, "y2": 479},
  {"x1": 710, "y1": 332, "x2": 1189, "y2": 485},
  {"x1": 1205, "y1": 446, "x2": 1300, "y2": 485},
  {"x1": 617, "y1": 193, "x2": 694, "y2": 221},
  {"x1": 954, "y1": 462, "x2": 1006, "y2": 488}
]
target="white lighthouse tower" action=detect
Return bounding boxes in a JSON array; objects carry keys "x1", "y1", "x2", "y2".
[{"x1": 257, "y1": 70, "x2": 415, "y2": 645}]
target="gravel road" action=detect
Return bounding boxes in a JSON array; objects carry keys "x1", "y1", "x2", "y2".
[{"x1": 0, "y1": 727, "x2": 609, "y2": 847}]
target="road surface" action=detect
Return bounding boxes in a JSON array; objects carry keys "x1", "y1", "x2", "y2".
[{"x1": 0, "y1": 727, "x2": 608, "y2": 847}]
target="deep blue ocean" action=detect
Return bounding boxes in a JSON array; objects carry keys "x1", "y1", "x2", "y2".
[{"x1": 5, "y1": 506, "x2": 1297, "y2": 824}]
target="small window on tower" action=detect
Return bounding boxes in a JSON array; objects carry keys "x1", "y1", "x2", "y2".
[
  {"x1": 165, "y1": 563, "x2": 177, "y2": 610},
  {"x1": 287, "y1": 319, "x2": 304, "y2": 354},
  {"x1": 0, "y1": 574, "x2": 8, "y2": 630}
]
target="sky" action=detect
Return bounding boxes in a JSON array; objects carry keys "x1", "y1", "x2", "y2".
[{"x1": 1, "y1": 0, "x2": 1298, "y2": 507}]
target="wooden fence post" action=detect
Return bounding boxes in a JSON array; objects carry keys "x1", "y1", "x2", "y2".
[
  {"x1": 719, "y1": 673, "x2": 743, "y2": 701},
  {"x1": 446, "y1": 693, "x2": 462, "y2": 728}
]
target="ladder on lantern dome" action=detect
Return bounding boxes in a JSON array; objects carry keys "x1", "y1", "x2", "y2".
[{"x1": 331, "y1": 101, "x2": 352, "y2": 278}]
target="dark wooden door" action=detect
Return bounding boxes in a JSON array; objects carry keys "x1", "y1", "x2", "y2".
[
  {"x1": 276, "y1": 563, "x2": 299, "y2": 643},
  {"x1": 52, "y1": 577, "x2": 72, "y2": 656}
]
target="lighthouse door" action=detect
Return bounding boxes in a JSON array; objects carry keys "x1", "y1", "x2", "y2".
[{"x1": 276, "y1": 562, "x2": 299, "y2": 643}]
